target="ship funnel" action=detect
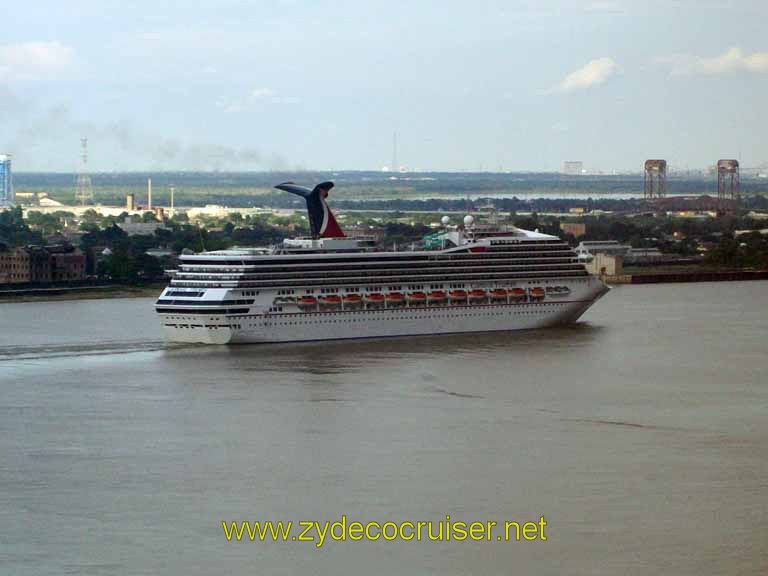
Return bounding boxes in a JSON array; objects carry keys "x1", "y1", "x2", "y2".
[{"x1": 275, "y1": 181, "x2": 345, "y2": 238}]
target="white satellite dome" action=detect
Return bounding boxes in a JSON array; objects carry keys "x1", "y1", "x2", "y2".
[
  {"x1": 441, "y1": 216, "x2": 451, "y2": 226},
  {"x1": 463, "y1": 215, "x2": 475, "y2": 227}
]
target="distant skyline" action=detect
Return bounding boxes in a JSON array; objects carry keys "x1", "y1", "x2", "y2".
[{"x1": 1, "y1": 1, "x2": 767, "y2": 172}]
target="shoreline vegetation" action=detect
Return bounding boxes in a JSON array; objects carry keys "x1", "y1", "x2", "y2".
[
  {"x1": 0, "y1": 283, "x2": 163, "y2": 303},
  {"x1": 4, "y1": 173, "x2": 768, "y2": 301}
]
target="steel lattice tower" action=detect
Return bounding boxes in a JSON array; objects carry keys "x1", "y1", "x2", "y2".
[
  {"x1": 644, "y1": 159, "x2": 667, "y2": 200},
  {"x1": 75, "y1": 137, "x2": 94, "y2": 206},
  {"x1": 716, "y1": 159, "x2": 740, "y2": 216}
]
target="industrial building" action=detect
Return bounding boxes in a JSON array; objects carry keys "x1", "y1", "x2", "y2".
[
  {"x1": 584, "y1": 253, "x2": 623, "y2": 277},
  {"x1": 562, "y1": 161, "x2": 584, "y2": 175},
  {"x1": 116, "y1": 216, "x2": 168, "y2": 236},
  {"x1": 559, "y1": 222, "x2": 587, "y2": 238},
  {"x1": 0, "y1": 154, "x2": 13, "y2": 206},
  {"x1": 575, "y1": 240, "x2": 631, "y2": 259},
  {"x1": 625, "y1": 247, "x2": 664, "y2": 264}
]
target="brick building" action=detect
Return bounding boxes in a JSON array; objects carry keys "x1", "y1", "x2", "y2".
[
  {"x1": 0, "y1": 244, "x2": 86, "y2": 285},
  {"x1": 27, "y1": 246, "x2": 53, "y2": 283},
  {"x1": 49, "y1": 247, "x2": 86, "y2": 282},
  {"x1": 0, "y1": 248, "x2": 31, "y2": 283}
]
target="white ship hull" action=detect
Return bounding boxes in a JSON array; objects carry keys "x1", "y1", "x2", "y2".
[
  {"x1": 156, "y1": 195, "x2": 610, "y2": 346},
  {"x1": 160, "y1": 279, "x2": 608, "y2": 345}
]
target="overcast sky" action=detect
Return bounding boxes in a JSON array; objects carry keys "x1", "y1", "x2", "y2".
[{"x1": 1, "y1": 0, "x2": 767, "y2": 172}]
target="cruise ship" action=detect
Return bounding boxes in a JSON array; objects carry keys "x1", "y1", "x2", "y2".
[{"x1": 156, "y1": 182, "x2": 608, "y2": 344}]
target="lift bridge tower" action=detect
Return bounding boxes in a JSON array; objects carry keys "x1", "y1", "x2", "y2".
[
  {"x1": 716, "y1": 159, "x2": 740, "y2": 216},
  {"x1": 644, "y1": 159, "x2": 667, "y2": 201},
  {"x1": 75, "y1": 137, "x2": 94, "y2": 206}
]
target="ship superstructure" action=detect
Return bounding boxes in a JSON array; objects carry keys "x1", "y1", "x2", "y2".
[{"x1": 156, "y1": 182, "x2": 608, "y2": 344}]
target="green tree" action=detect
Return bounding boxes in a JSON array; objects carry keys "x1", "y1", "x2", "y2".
[
  {"x1": 0, "y1": 206, "x2": 41, "y2": 246},
  {"x1": 25, "y1": 211, "x2": 65, "y2": 236}
]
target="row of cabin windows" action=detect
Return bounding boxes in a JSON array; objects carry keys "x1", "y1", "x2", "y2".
[
  {"x1": 180, "y1": 245, "x2": 570, "y2": 267},
  {"x1": 312, "y1": 284, "x2": 454, "y2": 294},
  {"x1": 309, "y1": 284, "x2": 428, "y2": 294},
  {"x1": 258, "y1": 307, "x2": 567, "y2": 326},
  {"x1": 172, "y1": 272, "x2": 589, "y2": 289},
  {"x1": 233, "y1": 303, "x2": 571, "y2": 327},
  {"x1": 180, "y1": 255, "x2": 580, "y2": 274},
  {"x1": 177, "y1": 250, "x2": 579, "y2": 274},
  {"x1": 165, "y1": 300, "x2": 568, "y2": 326},
  {"x1": 175, "y1": 262, "x2": 583, "y2": 281},
  {"x1": 170, "y1": 271, "x2": 588, "y2": 290}
]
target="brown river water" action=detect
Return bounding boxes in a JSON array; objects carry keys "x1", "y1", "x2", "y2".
[{"x1": 0, "y1": 281, "x2": 766, "y2": 575}]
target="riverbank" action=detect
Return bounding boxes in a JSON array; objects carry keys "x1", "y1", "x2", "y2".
[
  {"x1": 605, "y1": 268, "x2": 768, "y2": 285},
  {"x1": 0, "y1": 283, "x2": 164, "y2": 303}
]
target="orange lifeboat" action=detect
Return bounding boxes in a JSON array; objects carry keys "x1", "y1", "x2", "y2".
[
  {"x1": 509, "y1": 288, "x2": 527, "y2": 301},
  {"x1": 365, "y1": 292, "x2": 385, "y2": 308},
  {"x1": 428, "y1": 290, "x2": 447, "y2": 304},
  {"x1": 530, "y1": 287, "x2": 545, "y2": 300},
  {"x1": 297, "y1": 296, "x2": 318, "y2": 310},
  {"x1": 343, "y1": 293, "x2": 363, "y2": 308},
  {"x1": 469, "y1": 289, "x2": 487, "y2": 302},
  {"x1": 319, "y1": 294, "x2": 342, "y2": 308},
  {"x1": 386, "y1": 292, "x2": 406, "y2": 307},
  {"x1": 407, "y1": 291, "x2": 427, "y2": 304},
  {"x1": 490, "y1": 288, "x2": 507, "y2": 301},
  {"x1": 448, "y1": 290, "x2": 468, "y2": 302}
]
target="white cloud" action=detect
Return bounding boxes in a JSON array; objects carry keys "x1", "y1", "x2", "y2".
[
  {"x1": 250, "y1": 88, "x2": 274, "y2": 99},
  {"x1": 584, "y1": 1, "x2": 623, "y2": 12},
  {"x1": 0, "y1": 41, "x2": 75, "y2": 83},
  {"x1": 659, "y1": 47, "x2": 768, "y2": 76},
  {"x1": 558, "y1": 57, "x2": 617, "y2": 92},
  {"x1": 218, "y1": 88, "x2": 299, "y2": 113}
]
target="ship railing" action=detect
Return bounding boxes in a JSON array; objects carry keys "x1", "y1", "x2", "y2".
[{"x1": 168, "y1": 270, "x2": 588, "y2": 289}]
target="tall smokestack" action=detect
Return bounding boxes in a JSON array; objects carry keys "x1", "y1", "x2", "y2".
[
  {"x1": 147, "y1": 177, "x2": 152, "y2": 210},
  {"x1": 392, "y1": 131, "x2": 398, "y2": 173}
]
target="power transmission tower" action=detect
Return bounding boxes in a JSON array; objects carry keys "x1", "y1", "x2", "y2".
[{"x1": 75, "y1": 137, "x2": 94, "y2": 206}]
